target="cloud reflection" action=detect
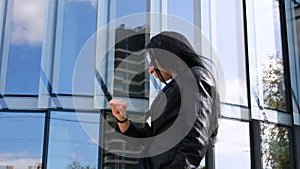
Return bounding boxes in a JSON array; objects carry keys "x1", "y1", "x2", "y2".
[{"x1": 10, "y1": 0, "x2": 46, "y2": 46}]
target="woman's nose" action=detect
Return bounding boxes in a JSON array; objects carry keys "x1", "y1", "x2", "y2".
[{"x1": 148, "y1": 66, "x2": 155, "y2": 74}]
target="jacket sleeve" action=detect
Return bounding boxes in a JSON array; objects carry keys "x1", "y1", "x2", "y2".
[{"x1": 115, "y1": 121, "x2": 152, "y2": 138}]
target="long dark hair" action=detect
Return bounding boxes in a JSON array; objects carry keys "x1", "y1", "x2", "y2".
[
  {"x1": 146, "y1": 31, "x2": 220, "y2": 144},
  {"x1": 146, "y1": 31, "x2": 208, "y2": 83}
]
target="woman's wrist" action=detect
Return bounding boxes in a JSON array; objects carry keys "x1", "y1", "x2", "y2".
[
  {"x1": 115, "y1": 117, "x2": 128, "y2": 123},
  {"x1": 117, "y1": 119, "x2": 130, "y2": 133},
  {"x1": 112, "y1": 110, "x2": 128, "y2": 123}
]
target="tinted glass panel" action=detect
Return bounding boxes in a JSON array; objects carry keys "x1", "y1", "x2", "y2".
[
  {"x1": 0, "y1": 112, "x2": 45, "y2": 168},
  {"x1": 215, "y1": 119, "x2": 251, "y2": 169},
  {"x1": 260, "y1": 122, "x2": 291, "y2": 169},
  {"x1": 113, "y1": 0, "x2": 149, "y2": 98},
  {"x1": 167, "y1": 0, "x2": 195, "y2": 47},
  {"x1": 56, "y1": 0, "x2": 97, "y2": 95},
  {"x1": 168, "y1": 0, "x2": 193, "y2": 23},
  {"x1": 5, "y1": 0, "x2": 46, "y2": 95},
  {"x1": 215, "y1": 0, "x2": 247, "y2": 106},
  {"x1": 103, "y1": 112, "x2": 143, "y2": 168},
  {"x1": 47, "y1": 111, "x2": 99, "y2": 169},
  {"x1": 246, "y1": 0, "x2": 287, "y2": 111}
]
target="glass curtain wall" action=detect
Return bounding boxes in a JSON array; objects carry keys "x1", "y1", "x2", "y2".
[
  {"x1": 246, "y1": 0, "x2": 293, "y2": 168},
  {"x1": 0, "y1": 0, "x2": 300, "y2": 169}
]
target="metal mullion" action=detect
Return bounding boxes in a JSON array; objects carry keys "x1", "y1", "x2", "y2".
[
  {"x1": 292, "y1": 125, "x2": 300, "y2": 169},
  {"x1": 283, "y1": 1, "x2": 300, "y2": 169},
  {"x1": 98, "y1": 109, "x2": 106, "y2": 169},
  {"x1": 42, "y1": 110, "x2": 51, "y2": 169},
  {"x1": 278, "y1": 2, "x2": 298, "y2": 168},
  {"x1": 0, "y1": 0, "x2": 13, "y2": 95},
  {"x1": 243, "y1": 0, "x2": 257, "y2": 168},
  {"x1": 40, "y1": 0, "x2": 60, "y2": 166},
  {"x1": 242, "y1": 0, "x2": 262, "y2": 168},
  {"x1": 249, "y1": 120, "x2": 262, "y2": 169},
  {"x1": 279, "y1": 0, "x2": 293, "y2": 115},
  {"x1": 0, "y1": 0, "x2": 7, "y2": 66},
  {"x1": 39, "y1": 0, "x2": 59, "y2": 109}
]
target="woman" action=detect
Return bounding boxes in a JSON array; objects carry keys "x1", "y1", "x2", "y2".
[{"x1": 109, "y1": 31, "x2": 220, "y2": 169}]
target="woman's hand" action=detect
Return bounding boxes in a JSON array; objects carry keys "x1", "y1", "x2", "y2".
[
  {"x1": 109, "y1": 99, "x2": 130, "y2": 133},
  {"x1": 109, "y1": 99, "x2": 128, "y2": 121}
]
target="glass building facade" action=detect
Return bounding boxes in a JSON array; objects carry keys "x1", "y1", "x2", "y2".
[{"x1": 0, "y1": 0, "x2": 299, "y2": 169}]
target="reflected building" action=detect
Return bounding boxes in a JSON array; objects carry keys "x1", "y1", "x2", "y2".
[
  {"x1": 28, "y1": 164, "x2": 42, "y2": 169},
  {"x1": 0, "y1": 166, "x2": 13, "y2": 169},
  {"x1": 114, "y1": 24, "x2": 149, "y2": 99}
]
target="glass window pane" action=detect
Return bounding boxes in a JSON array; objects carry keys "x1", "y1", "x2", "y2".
[
  {"x1": 168, "y1": 0, "x2": 193, "y2": 24},
  {"x1": 0, "y1": 112, "x2": 45, "y2": 168},
  {"x1": 56, "y1": 0, "x2": 97, "y2": 95},
  {"x1": 214, "y1": 0, "x2": 247, "y2": 106},
  {"x1": 260, "y1": 122, "x2": 292, "y2": 169},
  {"x1": 116, "y1": 0, "x2": 146, "y2": 19},
  {"x1": 215, "y1": 119, "x2": 251, "y2": 169},
  {"x1": 246, "y1": 0, "x2": 287, "y2": 111},
  {"x1": 167, "y1": 0, "x2": 196, "y2": 47},
  {"x1": 47, "y1": 111, "x2": 99, "y2": 169},
  {"x1": 5, "y1": 0, "x2": 46, "y2": 95},
  {"x1": 103, "y1": 112, "x2": 143, "y2": 168},
  {"x1": 113, "y1": 0, "x2": 149, "y2": 99}
]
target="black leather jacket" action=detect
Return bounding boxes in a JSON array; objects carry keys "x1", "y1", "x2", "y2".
[{"x1": 116, "y1": 66, "x2": 220, "y2": 169}]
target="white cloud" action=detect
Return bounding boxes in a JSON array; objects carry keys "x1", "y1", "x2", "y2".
[
  {"x1": 70, "y1": 152, "x2": 83, "y2": 161},
  {"x1": 0, "y1": 152, "x2": 41, "y2": 169},
  {"x1": 10, "y1": 0, "x2": 46, "y2": 46},
  {"x1": 87, "y1": 0, "x2": 97, "y2": 7},
  {"x1": 10, "y1": 0, "x2": 97, "y2": 46},
  {"x1": 67, "y1": 0, "x2": 97, "y2": 7}
]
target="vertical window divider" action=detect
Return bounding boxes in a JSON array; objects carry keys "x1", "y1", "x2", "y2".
[
  {"x1": 242, "y1": 0, "x2": 263, "y2": 168},
  {"x1": 42, "y1": 110, "x2": 51, "y2": 169},
  {"x1": 284, "y1": 1, "x2": 300, "y2": 169},
  {"x1": 94, "y1": 0, "x2": 115, "y2": 110},
  {"x1": 0, "y1": 0, "x2": 13, "y2": 95},
  {"x1": 278, "y1": 1, "x2": 297, "y2": 168},
  {"x1": 249, "y1": 120, "x2": 263, "y2": 169},
  {"x1": 38, "y1": 0, "x2": 59, "y2": 109},
  {"x1": 285, "y1": 0, "x2": 300, "y2": 125},
  {"x1": 98, "y1": 109, "x2": 106, "y2": 169}
]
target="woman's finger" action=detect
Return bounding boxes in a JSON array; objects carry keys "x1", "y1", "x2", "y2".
[
  {"x1": 109, "y1": 99, "x2": 127, "y2": 119},
  {"x1": 118, "y1": 105, "x2": 127, "y2": 118}
]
